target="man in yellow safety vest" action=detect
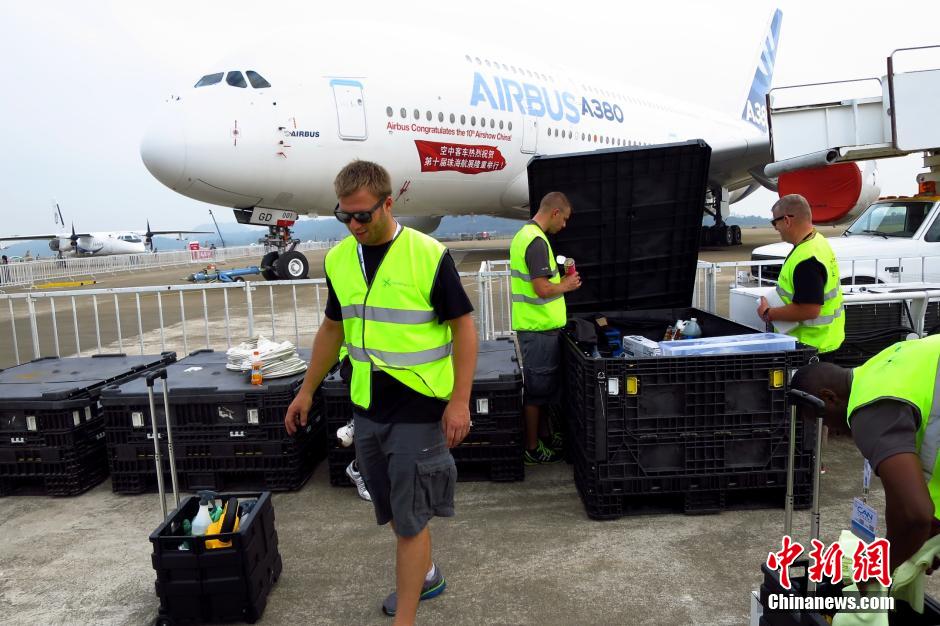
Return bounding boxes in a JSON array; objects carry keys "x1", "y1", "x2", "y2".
[
  {"x1": 509, "y1": 192, "x2": 581, "y2": 464},
  {"x1": 757, "y1": 194, "x2": 845, "y2": 357},
  {"x1": 284, "y1": 160, "x2": 478, "y2": 623}
]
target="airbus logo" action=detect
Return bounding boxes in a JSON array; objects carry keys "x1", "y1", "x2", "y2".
[{"x1": 289, "y1": 130, "x2": 320, "y2": 137}]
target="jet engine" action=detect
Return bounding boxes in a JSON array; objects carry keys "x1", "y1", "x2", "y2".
[
  {"x1": 776, "y1": 162, "x2": 880, "y2": 225},
  {"x1": 397, "y1": 216, "x2": 443, "y2": 234}
]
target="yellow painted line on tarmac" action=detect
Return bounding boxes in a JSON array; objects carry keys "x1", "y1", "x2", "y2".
[{"x1": 36, "y1": 280, "x2": 97, "y2": 289}]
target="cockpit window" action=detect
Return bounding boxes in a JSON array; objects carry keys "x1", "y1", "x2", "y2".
[
  {"x1": 195, "y1": 72, "x2": 223, "y2": 88},
  {"x1": 246, "y1": 71, "x2": 271, "y2": 89},
  {"x1": 226, "y1": 71, "x2": 247, "y2": 88}
]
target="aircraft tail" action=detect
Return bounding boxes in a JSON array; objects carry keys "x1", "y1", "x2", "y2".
[{"x1": 741, "y1": 8, "x2": 783, "y2": 133}]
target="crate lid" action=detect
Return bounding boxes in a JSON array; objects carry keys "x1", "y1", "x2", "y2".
[
  {"x1": 0, "y1": 353, "x2": 176, "y2": 402},
  {"x1": 526, "y1": 140, "x2": 710, "y2": 313},
  {"x1": 99, "y1": 349, "x2": 310, "y2": 400},
  {"x1": 475, "y1": 339, "x2": 521, "y2": 384}
]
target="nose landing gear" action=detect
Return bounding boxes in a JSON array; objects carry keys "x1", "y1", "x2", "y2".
[{"x1": 257, "y1": 224, "x2": 309, "y2": 280}]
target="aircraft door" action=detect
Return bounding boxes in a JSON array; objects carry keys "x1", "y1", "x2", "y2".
[
  {"x1": 521, "y1": 117, "x2": 538, "y2": 154},
  {"x1": 331, "y1": 79, "x2": 367, "y2": 141}
]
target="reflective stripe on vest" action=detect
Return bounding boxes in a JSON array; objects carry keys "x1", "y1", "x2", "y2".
[
  {"x1": 324, "y1": 227, "x2": 455, "y2": 410},
  {"x1": 846, "y1": 336, "x2": 940, "y2": 516},
  {"x1": 509, "y1": 223, "x2": 567, "y2": 331},
  {"x1": 774, "y1": 231, "x2": 845, "y2": 353}
]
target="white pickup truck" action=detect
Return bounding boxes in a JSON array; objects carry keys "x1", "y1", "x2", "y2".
[{"x1": 750, "y1": 196, "x2": 940, "y2": 284}]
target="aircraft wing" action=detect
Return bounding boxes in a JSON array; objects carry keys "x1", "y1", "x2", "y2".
[
  {"x1": 0, "y1": 233, "x2": 77, "y2": 242},
  {"x1": 143, "y1": 230, "x2": 213, "y2": 236}
]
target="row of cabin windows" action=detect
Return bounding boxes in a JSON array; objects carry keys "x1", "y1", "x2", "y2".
[
  {"x1": 194, "y1": 71, "x2": 271, "y2": 89},
  {"x1": 386, "y1": 106, "x2": 512, "y2": 132},
  {"x1": 546, "y1": 126, "x2": 652, "y2": 146}
]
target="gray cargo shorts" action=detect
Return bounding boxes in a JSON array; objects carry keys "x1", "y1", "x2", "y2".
[
  {"x1": 353, "y1": 413, "x2": 457, "y2": 538},
  {"x1": 517, "y1": 330, "x2": 562, "y2": 405}
]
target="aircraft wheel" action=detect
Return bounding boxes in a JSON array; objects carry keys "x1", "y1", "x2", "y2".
[
  {"x1": 731, "y1": 225, "x2": 742, "y2": 245},
  {"x1": 276, "y1": 251, "x2": 309, "y2": 280},
  {"x1": 722, "y1": 225, "x2": 734, "y2": 246},
  {"x1": 260, "y1": 252, "x2": 280, "y2": 281}
]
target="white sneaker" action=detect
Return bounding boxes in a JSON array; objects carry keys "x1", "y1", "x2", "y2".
[
  {"x1": 346, "y1": 460, "x2": 371, "y2": 502},
  {"x1": 336, "y1": 421, "x2": 354, "y2": 447}
]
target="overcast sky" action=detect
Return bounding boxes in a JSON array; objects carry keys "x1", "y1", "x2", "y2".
[{"x1": 1, "y1": 0, "x2": 938, "y2": 234}]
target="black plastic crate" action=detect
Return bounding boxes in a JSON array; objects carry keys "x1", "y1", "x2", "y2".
[
  {"x1": 329, "y1": 443, "x2": 525, "y2": 486},
  {"x1": 574, "y1": 454, "x2": 812, "y2": 519},
  {"x1": 0, "y1": 353, "x2": 176, "y2": 435},
  {"x1": 100, "y1": 349, "x2": 313, "y2": 436},
  {"x1": 0, "y1": 441, "x2": 109, "y2": 496},
  {"x1": 323, "y1": 339, "x2": 524, "y2": 482},
  {"x1": 109, "y1": 421, "x2": 325, "y2": 494},
  {"x1": 322, "y1": 338, "x2": 521, "y2": 436},
  {"x1": 1, "y1": 418, "x2": 107, "y2": 459},
  {"x1": 150, "y1": 491, "x2": 280, "y2": 624},
  {"x1": 827, "y1": 302, "x2": 912, "y2": 368},
  {"x1": 562, "y1": 307, "x2": 816, "y2": 462}
]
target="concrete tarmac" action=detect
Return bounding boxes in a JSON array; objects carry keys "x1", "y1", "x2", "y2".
[{"x1": 7, "y1": 226, "x2": 920, "y2": 626}]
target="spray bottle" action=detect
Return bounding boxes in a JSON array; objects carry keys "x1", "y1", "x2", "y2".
[{"x1": 191, "y1": 490, "x2": 216, "y2": 536}]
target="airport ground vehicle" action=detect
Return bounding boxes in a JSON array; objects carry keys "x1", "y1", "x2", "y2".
[
  {"x1": 185, "y1": 264, "x2": 261, "y2": 283},
  {"x1": 751, "y1": 196, "x2": 940, "y2": 284}
]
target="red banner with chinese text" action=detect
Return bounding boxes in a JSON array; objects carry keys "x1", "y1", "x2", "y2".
[{"x1": 415, "y1": 140, "x2": 507, "y2": 175}]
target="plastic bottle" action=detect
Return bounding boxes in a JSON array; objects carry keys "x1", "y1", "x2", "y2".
[
  {"x1": 191, "y1": 491, "x2": 215, "y2": 536},
  {"x1": 683, "y1": 318, "x2": 702, "y2": 340},
  {"x1": 250, "y1": 350, "x2": 263, "y2": 385}
]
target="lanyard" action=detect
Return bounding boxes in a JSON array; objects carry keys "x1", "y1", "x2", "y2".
[
  {"x1": 862, "y1": 459, "x2": 872, "y2": 503},
  {"x1": 357, "y1": 222, "x2": 402, "y2": 282}
]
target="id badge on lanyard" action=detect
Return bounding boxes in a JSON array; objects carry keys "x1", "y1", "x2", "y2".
[{"x1": 851, "y1": 460, "x2": 877, "y2": 542}]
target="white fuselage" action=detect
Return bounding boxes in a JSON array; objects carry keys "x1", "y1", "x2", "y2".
[
  {"x1": 142, "y1": 29, "x2": 771, "y2": 219},
  {"x1": 51, "y1": 232, "x2": 147, "y2": 256}
]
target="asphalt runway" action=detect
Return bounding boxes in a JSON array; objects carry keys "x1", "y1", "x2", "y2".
[{"x1": 0, "y1": 230, "x2": 808, "y2": 370}]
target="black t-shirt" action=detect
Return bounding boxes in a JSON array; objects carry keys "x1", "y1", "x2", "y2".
[
  {"x1": 324, "y1": 235, "x2": 473, "y2": 423},
  {"x1": 523, "y1": 221, "x2": 554, "y2": 279},
  {"x1": 791, "y1": 257, "x2": 827, "y2": 305}
]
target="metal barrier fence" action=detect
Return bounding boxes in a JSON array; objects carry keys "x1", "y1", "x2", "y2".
[
  {"x1": 0, "y1": 271, "x2": 493, "y2": 369},
  {"x1": 3, "y1": 253, "x2": 940, "y2": 368},
  {"x1": 0, "y1": 241, "x2": 333, "y2": 288}
]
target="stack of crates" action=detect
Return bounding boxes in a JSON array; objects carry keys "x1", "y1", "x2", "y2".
[
  {"x1": 325, "y1": 337, "x2": 524, "y2": 485},
  {"x1": 526, "y1": 142, "x2": 817, "y2": 519},
  {"x1": 100, "y1": 349, "x2": 326, "y2": 494},
  {"x1": 150, "y1": 491, "x2": 281, "y2": 624},
  {"x1": 0, "y1": 353, "x2": 176, "y2": 496}
]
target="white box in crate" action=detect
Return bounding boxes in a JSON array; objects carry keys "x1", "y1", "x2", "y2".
[{"x1": 622, "y1": 335, "x2": 662, "y2": 357}]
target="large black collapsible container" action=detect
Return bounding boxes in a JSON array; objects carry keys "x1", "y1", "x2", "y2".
[
  {"x1": 324, "y1": 338, "x2": 525, "y2": 484},
  {"x1": 527, "y1": 142, "x2": 816, "y2": 518},
  {"x1": 100, "y1": 350, "x2": 326, "y2": 494},
  {"x1": 0, "y1": 352, "x2": 176, "y2": 496},
  {"x1": 150, "y1": 491, "x2": 281, "y2": 624}
]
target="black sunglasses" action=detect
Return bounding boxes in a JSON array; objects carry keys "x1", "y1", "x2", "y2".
[
  {"x1": 770, "y1": 214, "x2": 794, "y2": 226},
  {"x1": 334, "y1": 196, "x2": 388, "y2": 224}
]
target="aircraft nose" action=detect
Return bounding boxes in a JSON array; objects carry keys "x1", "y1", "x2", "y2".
[{"x1": 140, "y1": 109, "x2": 187, "y2": 191}]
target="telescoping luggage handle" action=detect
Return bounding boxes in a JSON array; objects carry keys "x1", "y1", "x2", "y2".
[
  {"x1": 785, "y1": 388, "x2": 826, "y2": 595},
  {"x1": 146, "y1": 369, "x2": 180, "y2": 520}
]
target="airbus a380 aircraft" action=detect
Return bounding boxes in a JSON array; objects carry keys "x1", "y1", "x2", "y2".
[{"x1": 140, "y1": 10, "x2": 877, "y2": 280}]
